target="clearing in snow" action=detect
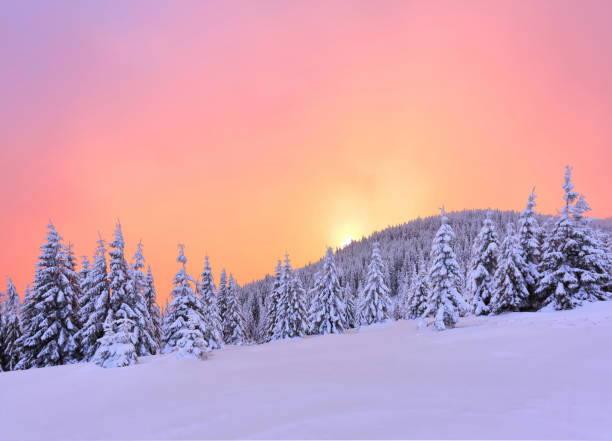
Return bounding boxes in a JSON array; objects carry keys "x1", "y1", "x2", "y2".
[{"x1": 1, "y1": 301, "x2": 611, "y2": 440}]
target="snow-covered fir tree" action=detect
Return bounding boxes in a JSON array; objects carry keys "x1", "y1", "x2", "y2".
[
  {"x1": 143, "y1": 266, "x2": 162, "y2": 347},
  {"x1": 108, "y1": 223, "x2": 157, "y2": 357},
  {"x1": 16, "y1": 223, "x2": 80, "y2": 369},
  {"x1": 343, "y1": 282, "x2": 356, "y2": 328},
  {"x1": 402, "y1": 257, "x2": 429, "y2": 319},
  {"x1": 490, "y1": 224, "x2": 530, "y2": 314},
  {"x1": 216, "y1": 269, "x2": 229, "y2": 329},
  {"x1": 197, "y1": 255, "x2": 224, "y2": 350},
  {"x1": 518, "y1": 188, "x2": 542, "y2": 307},
  {"x1": 273, "y1": 256, "x2": 308, "y2": 339},
  {"x1": 468, "y1": 213, "x2": 499, "y2": 315},
  {"x1": 76, "y1": 237, "x2": 111, "y2": 361},
  {"x1": 126, "y1": 241, "x2": 158, "y2": 355},
  {"x1": 1, "y1": 279, "x2": 21, "y2": 370},
  {"x1": 162, "y1": 245, "x2": 209, "y2": 357},
  {"x1": 0, "y1": 290, "x2": 4, "y2": 372},
  {"x1": 93, "y1": 310, "x2": 137, "y2": 369},
  {"x1": 358, "y1": 243, "x2": 392, "y2": 325},
  {"x1": 423, "y1": 208, "x2": 468, "y2": 330},
  {"x1": 223, "y1": 274, "x2": 246, "y2": 345},
  {"x1": 537, "y1": 167, "x2": 610, "y2": 309},
  {"x1": 309, "y1": 247, "x2": 345, "y2": 335},
  {"x1": 263, "y1": 260, "x2": 283, "y2": 341},
  {"x1": 78, "y1": 255, "x2": 91, "y2": 308}
]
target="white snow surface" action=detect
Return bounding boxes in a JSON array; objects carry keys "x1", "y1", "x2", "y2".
[{"x1": 2, "y1": 301, "x2": 612, "y2": 440}]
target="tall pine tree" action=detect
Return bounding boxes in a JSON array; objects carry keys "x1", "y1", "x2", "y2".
[
  {"x1": 197, "y1": 255, "x2": 224, "y2": 350},
  {"x1": 16, "y1": 223, "x2": 80, "y2": 369},
  {"x1": 1, "y1": 279, "x2": 22, "y2": 370},
  {"x1": 76, "y1": 237, "x2": 111, "y2": 361},
  {"x1": 468, "y1": 213, "x2": 499, "y2": 316},
  {"x1": 223, "y1": 274, "x2": 246, "y2": 345},
  {"x1": 424, "y1": 208, "x2": 467, "y2": 330},
  {"x1": 309, "y1": 247, "x2": 345, "y2": 335},
  {"x1": 143, "y1": 266, "x2": 163, "y2": 347},
  {"x1": 161, "y1": 245, "x2": 209, "y2": 357},
  {"x1": 490, "y1": 224, "x2": 530, "y2": 314},
  {"x1": 358, "y1": 243, "x2": 392, "y2": 325}
]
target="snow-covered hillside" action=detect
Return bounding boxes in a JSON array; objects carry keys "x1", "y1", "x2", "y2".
[{"x1": 2, "y1": 302, "x2": 611, "y2": 440}]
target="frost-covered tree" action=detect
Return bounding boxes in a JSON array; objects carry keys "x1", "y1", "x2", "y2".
[
  {"x1": 78, "y1": 256, "x2": 91, "y2": 308},
  {"x1": 76, "y1": 237, "x2": 111, "y2": 361},
  {"x1": 402, "y1": 257, "x2": 429, "y2": 319},
  {"x1": 224, "y1": 274, "x2": 246, "y2": 345},
  {"x1": 263, "y1": 260, "x2": 283, "y2": 341},
  {"x1": 468, "y1": 213, "x2": 500, "y2": 315},
  {"x1": 143, "y1": 266, "x2": 162, "y2": 347},
  {"x1": 108, "y1": 224, "x2": 157, "y2": 357},
  {"x1": 216, "y1": 269, "x2": 229, "y2": 327},
  {"x1": 197, "y1": 256, "x2": 223, "y2": 350},
  {"x1": 162, "y1": 245, "x2": 209, "y2": 356},
  {"x1": 537, "y1": 167, "x2": 610, "y2": 309},
  {"x1": 309, "y1": 247, "x2": 345, "y2": 335},
  {"x1": 490, "y1": 224, "x2": 530, "y2": 314},
  {"x1": 16, "y1": 223, "x2": 80, "y2": 369},
  {"x1": 343, "y1": 283, "x2": 356, "y2": 328},
  {"x1": 93, "y1": 310, "x2": 137, "y2": 369},
  {"x1": 1, "y1": 279, "x2": 21, "y2": 370},
  {"x1": 126, "y1": 241, "x2": 158, "y2": 355},
  {"x1": 424, "y1": 208, "x2": 467, "y2": 330},
  {"x1": 518, "y1": 189, "x2": 542, "y2": 307},
  {"x1": 0, "y1": 290, "x2": 5, "y2": 372},
  {"x1": 273, "y1": 256, "x2": 308, "y2": 339},
  {"x1": 358, "y1": 243, "x2": 391, "y2": 325}
]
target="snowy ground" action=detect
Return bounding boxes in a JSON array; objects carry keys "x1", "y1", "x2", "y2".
[{"x1": 2, "y1": 302, "x2": 612, "y2": 440}]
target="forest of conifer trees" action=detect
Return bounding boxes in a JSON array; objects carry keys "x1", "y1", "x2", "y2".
[{"x1": 0, "y1": 166, "x2": 610, "y2": 370}]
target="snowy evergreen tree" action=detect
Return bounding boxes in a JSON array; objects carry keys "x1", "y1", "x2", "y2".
[
  {"x1": 78, "y1": 255, "x2": 91, "y2": 308},
  {"x1": 358, "y1": 243, "x2": 392, "y2": 325},
  {"x1": 309, "y1": 247, "x2": 345, "y2": 335},
  {"x1": 343, "y1": 282, "x2": 356, "y2": 328},
  {"x1": 0, "y1": 290, "x2": 4, "y2": 372},
  {"x1": 197, "y1": 255, "x2": 224, "y2": 350},
  {"x1": 424, "y1": 208, "x2": 468, "y2": 330},
  {"x1": 537, "y1": 167, "x2": 610, "y2": 309},
  {"x1": 76, "y1": 237, "x2": 111, "y2": 361},
  {"x1": 263, "y1": 260, "x2": 283, "y2": 341},
  {"x1": 518, "y1": 188, "x2": 542, "y2": 307},
  {"x1": 490, "y1": 224, "x2": 530, "y2": 314},
  {"x1": 143, "y1": 266, "x2": 162, "y2": 347},
  {"x1": 216, "y1": 269, "x2": 229, "y2": 328},
  {"x1": 402, "y1": 257, "x2": 429, "y2": 319},
  {"x1": 273, "y1": 256, "x2": 308, "y2": 339},
  {"x1": 224, "y1": 274, "x2": 246, "y2": 345},
  {"x1": 1, "y1": 279, "x2": 21, "y2": 370},
  {"x1": 16, "y1": 223, "x2": 80, "y2": 369},
  {"x1": 127, "y1": 241, "x2": 158, "y2": 355},
  {"x1": 93, "y1": 310, "x2": 137, "y2": 369},
  {"x1": 468, "y1": 213, "x2": 500, "y2": 315},
  {"x1": 162, "y1": 245, "x2": 209, "y2": 357},
  {"x1": 108, "y1": 223, "x2": 157, "y2": 357}
]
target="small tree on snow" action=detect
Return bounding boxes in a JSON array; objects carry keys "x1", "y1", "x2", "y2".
[
  {"x1": 143, "y1": 266, "x2": 163, "y2": 347},
  {"x1": 490, "y1": 224, "x2": 530, "y2": 314},
  {"x1": 263, "y1": 260, "x2": 283, "y2": 342},
  {"x1": 162, "y1": 245, "x2": 209, "y2": 357},
  {"x1": 216, "y1": 269, "x2": 229, "y2": 330},
  {"x1": 309, "y1": 247, "x2": 345, "y2": 335},
  {"x1": 93, "y1": 310, "x2": 137, "y2": 369},
  {"x1": 468, "y1": 212, "x2": 499, "y2": 316},
  {"x1": 358, "y1": 243, "x2": 391, "y2": 325},
  {"x1": 424, "y1": 207, "x2": 467, "y2": 330}
]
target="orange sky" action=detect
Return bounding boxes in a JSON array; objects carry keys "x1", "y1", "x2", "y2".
[{"x1": 1, "y1": 1, "x2": 611, "y2": 303}]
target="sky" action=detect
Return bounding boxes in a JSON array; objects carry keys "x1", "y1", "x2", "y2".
[{"x1": 1, "y1": 1, "x2": 611, "y2": 303}]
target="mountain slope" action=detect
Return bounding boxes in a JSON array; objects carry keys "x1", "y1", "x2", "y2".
[{"x1": 2, "y1": 301, "x2": 611, "y2": 440}]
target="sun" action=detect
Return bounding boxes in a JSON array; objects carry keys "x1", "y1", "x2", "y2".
[{"x1": 341, "y1": 234, "x2": 353, "y2": 248}]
